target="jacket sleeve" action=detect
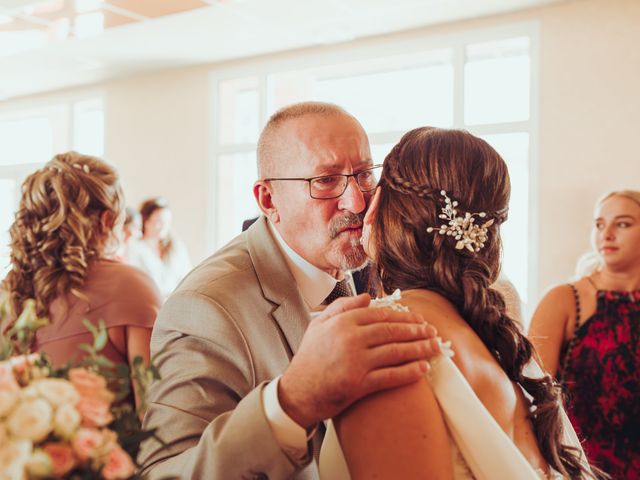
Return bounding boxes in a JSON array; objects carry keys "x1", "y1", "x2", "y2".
[{"x1": 138, "y1": 290, "x2": 311, "y2": 479}]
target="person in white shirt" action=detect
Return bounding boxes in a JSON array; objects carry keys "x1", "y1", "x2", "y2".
[
  {"x1": 128, "y1": 197, "x2": 191, "y2": 297},
  {"x1": 139, "y1": 102, "x2": 441, "y2": 479}
]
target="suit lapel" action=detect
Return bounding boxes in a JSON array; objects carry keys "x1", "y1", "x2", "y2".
[{"x1": 246, "y1": 217, "x2": 310, "y2": 356}]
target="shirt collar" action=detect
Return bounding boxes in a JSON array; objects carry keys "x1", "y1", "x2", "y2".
[{"x1": 267, "y1": 220, "x2": 339, "y2": 309}]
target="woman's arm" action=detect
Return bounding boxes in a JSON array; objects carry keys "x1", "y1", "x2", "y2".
[
  {"x1": 335, "y1": 376, "x2": 453, "y2": 480},
  {"x1": 528, "y1": 285, "x2": 573, "y2": 376},
  {"x1": 126, "y1": 326, "x2": 152, "y2": 413}
]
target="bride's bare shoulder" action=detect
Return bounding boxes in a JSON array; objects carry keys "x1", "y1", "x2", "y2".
[{"x1": 398, "y1": 289, "x2": 497, "y2": 381}]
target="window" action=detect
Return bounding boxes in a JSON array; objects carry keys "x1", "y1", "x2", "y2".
[
  {"x1": 211, "y1": 24, "x2": 537, "y2": 305},
  {"x1": 0, "y1": 97, "x2": 104, "y2": 276}
]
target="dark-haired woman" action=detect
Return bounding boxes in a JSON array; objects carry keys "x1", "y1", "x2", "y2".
[
  {"x1": 318, "y1": 128, "x2": 595, "y2": 479},
  {"x1": 128, "y1": 197, "x2": 191, "y2": 298}
]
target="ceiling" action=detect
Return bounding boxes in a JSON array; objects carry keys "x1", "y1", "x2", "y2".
[{"x1": 0, "y1": 0, "x2": 565, "y2": 101}]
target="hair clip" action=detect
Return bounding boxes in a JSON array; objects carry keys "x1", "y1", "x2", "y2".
[
  {"x1": 426, "y1": 190, "x2": 494, "y2": 253},
  {"x1": 72, "y1": 164, "x2": 91, "y2": 173}
]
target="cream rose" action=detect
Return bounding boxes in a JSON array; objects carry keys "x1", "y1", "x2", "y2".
[
  {"x1": 0, "y1": 390, "x2": 18, "y2": 418},
  {"x1": 32, "y1": 378, "x2": 80, "y2": 408},
  {"x1": 53, "y1": 403, "x2": 81, "y2": 440},
  {"x1": 101, "y1": 445, "x2": 135, "y2": 480},
  {"x1": 7, "y1": 398, "x2": 53, "y2": 442},
  {"x1": 25, "y1": 449, "x2": 54, "y2": 478},
  {"x1": 0, "y1": 439, "x2": 32, "y2": 480}
]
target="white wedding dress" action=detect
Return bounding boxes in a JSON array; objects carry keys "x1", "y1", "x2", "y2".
[{"x1": 318, "y1": 291, "x2": 590, "y2": 480}]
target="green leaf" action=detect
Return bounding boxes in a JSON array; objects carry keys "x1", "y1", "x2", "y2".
[{"x1": 94, "y1": 320, "x2": 108, "y2": 351}]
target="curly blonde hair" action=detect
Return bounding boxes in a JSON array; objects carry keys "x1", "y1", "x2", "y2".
[{"x1": 3, "y1": 151, "x2": 124, "y2": 319}]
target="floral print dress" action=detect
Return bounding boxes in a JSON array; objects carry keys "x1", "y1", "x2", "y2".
[{"x1": 560, "y1": 287, "x2": 640, "y2": 479}]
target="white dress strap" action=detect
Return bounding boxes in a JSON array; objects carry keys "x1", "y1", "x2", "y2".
[{"x1": 320, "y1": 351, "x2": 541, "y2": 479}]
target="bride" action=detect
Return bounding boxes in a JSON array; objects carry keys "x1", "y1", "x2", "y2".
[{"x1": 319, "y1": 127, "x2": 597, "y2": 479}]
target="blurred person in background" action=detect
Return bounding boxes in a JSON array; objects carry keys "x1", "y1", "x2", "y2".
[
  {"x1": 1, "y1": 151, "x2": 162, "y2": 410},
  {"x1": 128, "y1": 197, "x2": 191, "y2": 298},
  {"x1": 114, "y1": 206, "x2": 142, "y2": 263},
  {"x1": 529, "y1": 190, "x2": 640, "y2": 479}
]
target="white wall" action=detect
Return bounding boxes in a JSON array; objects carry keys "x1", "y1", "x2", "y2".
[{"x1": 2, "y1": 0, "x2": 638, "y2": 311}]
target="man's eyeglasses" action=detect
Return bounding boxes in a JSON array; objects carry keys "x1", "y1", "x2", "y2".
[{"x1": 264, "y1": 165, "x2": 382, "y2": 200}]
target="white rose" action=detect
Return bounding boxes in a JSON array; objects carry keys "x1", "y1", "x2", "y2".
[
  {"x1": 7, "y1": 398, "x2": 53, "y2": 443},
  {"x1": 0, "y1": 439, "x2": 32, "y2": 480},
  {"x1": 0, "y1": 390, "x2": 18, "y2": 418},
  {"x1": 32, "y1": 379, "x2": 80, "y2": 408},
  {"x1": 19, "y1": 385, "x2": 39, "y2": 401},
  {"x1": 53, "y1": 403, "x2": 81, "y2": 440},
  {"x1": 25, "y1": 449, "x2": 53, "y2": 478}
]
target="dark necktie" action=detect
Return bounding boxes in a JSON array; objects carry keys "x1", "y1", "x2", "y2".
[{"x1": 322, "y1": 278, "x2": 354, "y2": 305}]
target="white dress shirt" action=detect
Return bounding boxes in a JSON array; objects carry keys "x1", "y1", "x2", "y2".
[{"x1": 262, "y1": 220, "x2": 355, "y2": 461}]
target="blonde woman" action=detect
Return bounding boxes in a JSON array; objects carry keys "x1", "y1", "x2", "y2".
[
  {"x1": 530, "y1": 190, "x2": 640, "y2": 479},
  {"x1": 2, "y1": 152, "x2": 162, "y2": 409}
]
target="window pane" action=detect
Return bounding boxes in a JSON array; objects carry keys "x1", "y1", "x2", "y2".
[
  {"x1": 465, "y1": 37, "x2": 530, "y2": 125},
  {"x1": 0, "y1": 117, "x2": 53, "y2": 166},
  {"x1": 313, "y1": 63, "x2": 454, "y2": 133},
  {"x1": 370, "y1": 142, "x2": 397, "y2": 166},
  {"x1": 0, "y1": 178, "x2": 17, "y2": 277},
  {"x1": 267, "y1": 49, "x2": 454, "y2": 132},
  {"x1": 479, "y1": 132, "x2": 529, "y2": 302},
  {"x1": 73, "y1": 98, "x2": 104, "y2": 156},
  {"x1": 215, "y1": 152, "x2": 259, "y2": 248},
  {"x1": 218, "y1": 77, "x2": 260, "y2": 145}
]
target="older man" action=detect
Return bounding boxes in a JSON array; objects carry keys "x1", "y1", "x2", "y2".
[{"x1": 139, "y1": 102, "x2": 438, "y2": 479}]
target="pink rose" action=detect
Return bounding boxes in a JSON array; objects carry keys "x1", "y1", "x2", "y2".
[
  {"x1": 101, "y1": 445, "x2": 135, "y2": 480},
  {"x1": 68, "y1": 368, "x2": 113, "y2": 403},
  {"x1": 76, "y1": 396, "x2": 114, "y2": 428},
  {"x1": 43, "y1": 442, "x2": 76, "y2": 478},
  {"x1": 72, "y1": 428, "x2": 107, "y2": 461}
]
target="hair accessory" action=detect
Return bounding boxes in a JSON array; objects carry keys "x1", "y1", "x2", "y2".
[
  {"x1": 426, "y1": 190, "x2": 494, "y2": 253},
  {"x1": 73, "y1": 163, "x2": 90, "y2": 173}
]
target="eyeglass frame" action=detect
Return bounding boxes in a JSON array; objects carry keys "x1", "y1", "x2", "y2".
[{"x1": 263, "y1": 164, "x2": 383, "y2": 200}]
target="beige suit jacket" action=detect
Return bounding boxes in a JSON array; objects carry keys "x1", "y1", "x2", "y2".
[{"x1": 139, "y1": 217, "x2": 320, "y2": 479}]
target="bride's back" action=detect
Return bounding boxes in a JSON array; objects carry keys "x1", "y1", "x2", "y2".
[
  {"x1": 401, "y1": 288, "x2": 549, "y2": 473},
  {"x1": 339, "y1": 127, "x2": 592, "y2": 479}
]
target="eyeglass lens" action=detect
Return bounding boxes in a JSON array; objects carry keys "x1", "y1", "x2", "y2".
[{"x1": 310, "y1": 167, "x2": 381, "y2": 199}]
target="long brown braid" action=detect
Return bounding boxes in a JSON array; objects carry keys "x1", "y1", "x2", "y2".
[{"x1": 370, "y1": 127, "x2": 597, "y2": 479}]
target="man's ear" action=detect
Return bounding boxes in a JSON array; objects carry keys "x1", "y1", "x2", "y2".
[
  {"x1": 254, "y1": 181, "x2": 280, "y2": 224},
  {"x1": 363, "y1": 187, "x2": 381, "y2": 227}
]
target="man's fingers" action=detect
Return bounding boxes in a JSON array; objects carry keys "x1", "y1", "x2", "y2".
[
  {"x1": 361, "y1": 361, "x2": 430, "y2": 394},
  {"x1": 355, "y1": 307, "x2": 426, "y2": 326},
  {"x1": 367, "y1": 338, "x2": 441, "y2": 368},
  {"x1": 361, "y1": 321, "x2": 437, "y2": 347},
  {"x1": 315, "y1": 294, "x2": 371, "y2": 322}
]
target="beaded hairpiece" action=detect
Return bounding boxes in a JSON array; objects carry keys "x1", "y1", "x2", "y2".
[
  {"x1": 426, "y1": 190, "x2": 494, "y2": 253},
  {"x1": 47, "y1": 163, "x2": 91, "y2": 174}
]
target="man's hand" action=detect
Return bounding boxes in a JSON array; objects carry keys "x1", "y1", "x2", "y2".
[{"x1": 278, "y1": 294, "x2": 440, "y2": 428}]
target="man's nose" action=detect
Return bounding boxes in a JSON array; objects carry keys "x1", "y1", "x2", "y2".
[{"x1": 338, "y1": 177, "x2": 366, "y2": 214}]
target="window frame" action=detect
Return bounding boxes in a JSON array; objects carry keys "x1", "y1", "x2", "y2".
[{"x1": 209, "y1": 21, "x2": 540, "y2": 312}]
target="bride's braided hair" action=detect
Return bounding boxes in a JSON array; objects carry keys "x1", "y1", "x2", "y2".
[{"x1": 371, "y1": 127, "x2": 596, "y2": 479}]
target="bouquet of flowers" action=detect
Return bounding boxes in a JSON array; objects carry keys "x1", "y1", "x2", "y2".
[{"x1": 0, "y1": 296, "x2": 161, "y2": 480}]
